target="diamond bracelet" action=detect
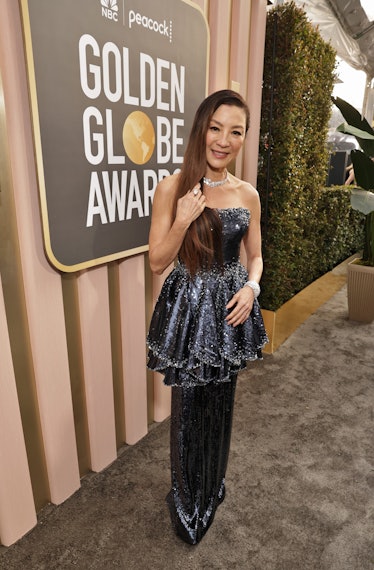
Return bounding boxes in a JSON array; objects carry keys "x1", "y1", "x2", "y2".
[{"x1": 244, "y1": 280, "x2": 260, "y2": 298}]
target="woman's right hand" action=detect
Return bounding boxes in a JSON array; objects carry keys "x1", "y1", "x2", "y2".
[{"x1": 175, "y1": 185, "x2": 206, "y2": 227}]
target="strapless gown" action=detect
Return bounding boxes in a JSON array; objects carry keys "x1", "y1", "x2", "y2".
[
  {"x1": 147, "y1": 207, "x2": 268, "y2": 386},
  {"x1": 147, "y1": 207, "x2": 268, "y2": 544}
]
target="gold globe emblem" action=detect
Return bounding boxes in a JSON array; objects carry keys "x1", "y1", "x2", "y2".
[{"x1": 122, "y1": 111, "x2": 155, "y2": 165}]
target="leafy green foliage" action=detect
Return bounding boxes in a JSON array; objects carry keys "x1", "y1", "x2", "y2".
[
  {"x1": 315, "y1": 187, "x2": 364, "y2": 276},
  {"x1": 257, "y1": 2, "x2": 363, "y2": 310},
  {"x1": 333, "y1": 95, "x2": 374, "y2": 156}
]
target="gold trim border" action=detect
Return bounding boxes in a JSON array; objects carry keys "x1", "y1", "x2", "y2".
[{"x1": 261, "y1": 256, "x2": 356, "y2": 354}]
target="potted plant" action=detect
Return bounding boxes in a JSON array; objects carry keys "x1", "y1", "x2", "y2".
[{"x1": 332, "y1": 96, "x2": 374, "y2": 322}]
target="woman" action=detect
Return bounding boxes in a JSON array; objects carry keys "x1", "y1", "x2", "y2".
[{"x1": 147, "y1": 90, "x2": 268, "y2": 545}]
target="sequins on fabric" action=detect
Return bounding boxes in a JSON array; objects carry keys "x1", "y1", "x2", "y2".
[
  {"x1": 147, "y1": 208, "x2": 268, "y2": 387},
  {"x1": 167, "y1": 378, "x2": 237, "y2": 545}
]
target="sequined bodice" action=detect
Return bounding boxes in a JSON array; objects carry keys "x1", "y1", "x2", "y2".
[{"x1": 216, "y1": 207, "x2": 250, "y2": 264}]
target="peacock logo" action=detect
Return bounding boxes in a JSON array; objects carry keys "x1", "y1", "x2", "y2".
[{"x1": 101, "y1": 0, "x2": 119, "y2": 22}]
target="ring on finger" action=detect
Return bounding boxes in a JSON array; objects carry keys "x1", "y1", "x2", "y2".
[{"x1": 193, "y1": 188, "x2": 199, "y2": 196}]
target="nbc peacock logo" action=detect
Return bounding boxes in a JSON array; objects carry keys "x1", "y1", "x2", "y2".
[{"x1": 101, "y1": 0, "x2": 119, "y2": 22}]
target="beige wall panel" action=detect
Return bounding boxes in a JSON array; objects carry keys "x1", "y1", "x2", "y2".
[
  {"x1": 151, "y1": 268, "x2": 174, "y2": 422},
  {"x1": 61, "y1": 273, "x2": 92, "y2": 475},
  {"x1": 77, "y1": 268, "x2": 117, "y2": 470},
  {"x1": 107, "y1": 262, "x2": 127, "y2": 446},
  {"x1": 0, "y1": 0, "x2": 80, "y2": 505},
  {"x1": 0, "y1": 65, "x2": 50, "y2": 511},
  {"x1": 119, "y1": 256, "x2": 148, "y2": 444},
  {"x1": 0, "y1": 278, "x2": 36, "y2": 547},
  {"x1": 230, "y1": 0, "x2": 252, "y2": 179},
  {"x1": 208, "y1": 0, "x2": 232, "y2": 91},
  {"x1": 230, "y1": 0, "x2": 251, "y2": 91},
  {"x1": 244, "y1": 0, "x2": 267, "y2": 186},
  {"x1": 144, "y1": 255, "x2": 156, "y2": 424}
]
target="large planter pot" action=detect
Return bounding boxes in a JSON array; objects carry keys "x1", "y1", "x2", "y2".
[{"x1": 347, "y1": 259, "x2": 374, "y2": 323}]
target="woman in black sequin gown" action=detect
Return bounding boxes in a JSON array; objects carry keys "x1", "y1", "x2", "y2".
[{"x1": 147, "y1": 90, "x2": 268, "y2": 545}]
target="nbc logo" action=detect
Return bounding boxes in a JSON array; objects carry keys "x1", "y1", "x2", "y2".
[{"x1": 101, "y1": 0, "x2": 119, "y2": 22}]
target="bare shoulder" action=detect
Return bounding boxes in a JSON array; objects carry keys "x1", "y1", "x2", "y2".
[
  {"x1": 241, "y1": 180, "x2": 259, "y2": 199},
  {"x1": 156, "y1": 172, "x2": 179, "y2": 195},
  {"x1": 153, "y1": 175, "x2": 179, "y2": 217},
  {"x1": 229, "y1": 173, "x2": 260, "y2": 208}
]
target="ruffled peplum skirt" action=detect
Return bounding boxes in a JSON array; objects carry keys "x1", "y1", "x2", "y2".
[
  {"x1": 147, "y1": 261, "x2": 268, "y2": 387},
  {"x1": 147, "y1": 260, "x2": 268, "y2": 544}
]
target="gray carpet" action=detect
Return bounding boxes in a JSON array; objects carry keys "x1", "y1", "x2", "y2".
[{"x1": 1, "y1": 285, "x2": 374, "y2": 570}]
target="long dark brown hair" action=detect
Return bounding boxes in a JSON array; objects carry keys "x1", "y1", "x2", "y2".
[{"x1": 176, "y1": 90, "x2": 250, "y2": 275}]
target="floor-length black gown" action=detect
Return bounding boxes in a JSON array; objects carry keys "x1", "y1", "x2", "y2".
[{"x1": 147, "y1": 207, "x2": 268, "y2": 544}]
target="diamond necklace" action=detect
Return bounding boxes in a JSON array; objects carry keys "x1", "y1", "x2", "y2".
[{"x1": 203, "y1": 170, "x2": 229, "y2": 188}]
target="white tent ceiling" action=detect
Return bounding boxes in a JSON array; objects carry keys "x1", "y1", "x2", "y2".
[
  {"x1": 289, "y1": 0, "x2": 374, "y2": 118},
  {"x1": 292, "y1": 0, "x2": 374, "y2": 78}
]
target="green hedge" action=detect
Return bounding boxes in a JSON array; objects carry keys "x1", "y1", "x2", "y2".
[
  {"x1": 257, "y1": 2, "x2": 364, "y2": 311},
  {"x1": 259, "y1": 186, "x2": 364, "y2": 310},
  {"x1": 315, "y1": 186, "x2": 364, "y2": 273}
]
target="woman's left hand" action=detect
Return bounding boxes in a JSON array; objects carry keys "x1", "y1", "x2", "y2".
[{"x1": 225, "y1": 286, "x2": 254, "y2": 327}]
